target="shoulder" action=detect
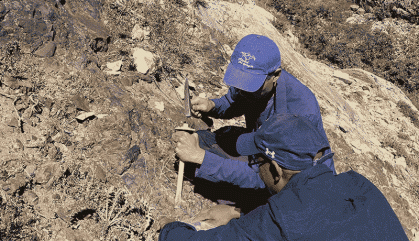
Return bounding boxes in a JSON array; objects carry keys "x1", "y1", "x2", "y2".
[
  {"x1": 278, "y1": 70, "x2": 314, "y2": 95},
  {"x1": 279, "y1": 70, "x2": 301, "y2": 84}
]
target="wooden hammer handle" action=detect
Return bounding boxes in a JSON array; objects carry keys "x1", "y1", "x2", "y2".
[
  {"x1": 174, "y1": 124, "x2": 195, "y2": 207},
  {"x1": 175, "y1": 160, "x2": 185, "y2": 206}
]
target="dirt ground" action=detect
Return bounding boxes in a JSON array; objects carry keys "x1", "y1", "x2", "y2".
[{"x1": 0, "y1": 0, "x2": 237, "y2": 240}]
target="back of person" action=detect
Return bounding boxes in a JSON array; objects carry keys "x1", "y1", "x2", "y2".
[{"x1": 267, "y1": 164, "x2": 408, "y2": 240}]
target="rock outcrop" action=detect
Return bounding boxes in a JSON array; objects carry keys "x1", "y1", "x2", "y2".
[{"x1": 196, "y1": 0, "x2": 419, "y2": 238}]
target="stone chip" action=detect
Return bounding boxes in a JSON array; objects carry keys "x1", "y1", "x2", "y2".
[{"x1": 34, "y1": 42, "x2": 56, "y2": 58}]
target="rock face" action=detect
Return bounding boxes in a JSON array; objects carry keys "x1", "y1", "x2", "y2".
[
  {"x1": 0, "y1": 0, "x2": 109, "y2": 66},
  {"x1": 197, "y1": 1, "x2": 419, "y2": 238}
]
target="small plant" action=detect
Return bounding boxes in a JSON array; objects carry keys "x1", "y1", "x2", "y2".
[
  {"x1": 397, "y1": 100, "x2": 419, "y2": 129},
  {"x1": 97, "y1": 186, "x2": 154, "y2": 240},
  {"x1": 397, "y1": 131, "x2": 410, "y2": 141},
  {"x1": 381, "y1": 134, "x2": 409, "y2": 158}
]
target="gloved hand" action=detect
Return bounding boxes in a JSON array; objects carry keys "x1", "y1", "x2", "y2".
[
  {"x1": 190, "y1": 205, "x2": 241, "y2": 228},
  {"x1": 190, "y1": 96, "x2": 215, "y2": 118},
  {"x1": 173, "y1": 131, "x2": 205, "y2": 164}
]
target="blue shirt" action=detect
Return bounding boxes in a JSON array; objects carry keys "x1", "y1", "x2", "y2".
[
  {"x1": 159, "y1": 164, "x2": 408, "y2": 240},
  {"x1": 196, "y1": 70, "x2": 336, "y2": 189}
]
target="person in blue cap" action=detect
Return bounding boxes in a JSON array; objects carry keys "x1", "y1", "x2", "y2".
[
  {"x1": 163, "y1": 113, "x2": 408, "y2": 240},
  {"x1": 175, "y1": 34, "x2": 335, "y2": 190}
]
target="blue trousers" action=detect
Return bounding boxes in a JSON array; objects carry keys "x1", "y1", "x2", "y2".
[
  {"x1": 196, "y1": 126, "x2": 248, "y2": 163},
  {"x1": 194, "y1": 127, "x2": 270, "y2": 209}
]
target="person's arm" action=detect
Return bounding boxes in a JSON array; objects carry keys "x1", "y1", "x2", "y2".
[
  {"x1": 173, "y1": 131, "x2": 263, "y2": 188},
  {"x1": 195, "y1": 151, "x2": 266, "y2": 189},
  {"x1": 159, "y1": 197, "x2": 286, "y2": 241},
  {"x1": 208, "y1": 87, "x2": 246, "y2": 119}
]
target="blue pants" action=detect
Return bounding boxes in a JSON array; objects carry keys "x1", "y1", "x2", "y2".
[
  {"x1": 194, "y1": 127, "x2": 270, "y2": 210},
  {"x1": 196, "y1": 126, "x2": 248, "y2": 162}
]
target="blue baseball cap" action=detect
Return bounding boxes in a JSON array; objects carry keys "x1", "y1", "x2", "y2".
[
  {"x1": 237, "y1": 114, "x2": 330, "y2": 171},
  {"x1": 223, "y1": 34, "x2": 281, "y2": 92}
]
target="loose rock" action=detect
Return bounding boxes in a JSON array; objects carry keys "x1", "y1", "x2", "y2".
[
  {"x1": 8, "y1": 117, "x2": 19, "y2": 128},
  {"x1": 114, "y1": 145, "x2": 141, "y2": 175},
  {"x1": 72, "y1": 93, "x2": 90, "y2": 112},
  {"x1": 0, "y1": 2, "x2": 7, "y2": 19},
  {"x1": 34, "y1": 42, "x2": 56, "y2": 58},
  {"x1": 357, "y1": 8, "x2": 365, "y2": 15},
  {"x1": 132, "y1": 48, "x2": 156, "y2": 74},
  {"x1": 75, "y1": 111, "x2": 96, "y2": 121},
  {"x1": 25, "y1": 164, "x2": 37, "y2": 178},
  {"x1": 93, "y1": 164, "x2": 106, "y2": 182},
  {"x1": 131, "y1": 24, "x2": 150, "y2": 41},
  {"x1": 34, "y1": 162, "x2": 59, "y2": 184},
  {"x1": 120, "y1": 76, "x2": 136, "y2": 86},
  {"x1": 23, "y1": 190, "x2": 38, "y2": 206},
  {"x1": 350, "y1": 5, "x2": 359, "y2": 11},
  {"x1": 105, "y1": 60, "x2": 122, "y2": 75},
  {"x1": 90, "y1": 37, "x2": 109, "y2": 52},
  {"x1": 9, "y1": 173, "x2": 27, "y2": 193}
]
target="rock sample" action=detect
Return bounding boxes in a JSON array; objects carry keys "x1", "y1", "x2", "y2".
[
  {"x1": 33, "y1": 41, "x2": 56, "y2": 57},
  {"x1": 132, "y1": 48, "x2": 156, "y2": 74}
]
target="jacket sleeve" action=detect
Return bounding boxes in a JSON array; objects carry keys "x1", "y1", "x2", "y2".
[
  {"x1": 195, "y1": 151, "x2": 266, "y2": 189},
  {"x1": 208, "y1": 87, "x2": 246, "y2": 119},
  {"x1": 159, "y1": 200, "x2": 287, "y2": 241}
]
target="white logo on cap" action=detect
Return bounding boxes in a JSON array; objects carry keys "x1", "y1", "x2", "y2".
[
  {"x1": 265, "y1": 148, "x2": 275, "y2": 159},
  {"x1": 238, "y1": 52, "x2": 256, "y2": 68}
]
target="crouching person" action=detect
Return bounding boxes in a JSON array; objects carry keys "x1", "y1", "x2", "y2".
[{"x1": 162, "y1": 114, "x2": 408, "y2": 240}]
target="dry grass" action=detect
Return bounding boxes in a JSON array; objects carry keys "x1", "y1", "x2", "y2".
[{"x1": 397, "y1": 100, "x2": 419, "y2": 129}]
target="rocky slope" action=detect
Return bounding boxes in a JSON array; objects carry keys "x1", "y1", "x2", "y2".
[{"x1": 0, "y1": 0, "x2": 418, "y2": 240}]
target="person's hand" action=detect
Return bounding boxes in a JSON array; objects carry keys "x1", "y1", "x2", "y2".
[
  {"x1": 190, "y1": 96, "x2": 215, "y2": 118},
  {"x1": 191, "y1": 205, "x2": 241, "y2": 228},
  {"x1": 173, "y1": 131, "x2": 205, "y2": 164}
]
